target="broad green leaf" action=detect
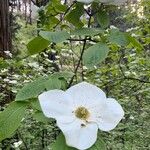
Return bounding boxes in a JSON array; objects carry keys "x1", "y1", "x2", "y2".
[
  {"x1": 39, "y1": 31, "x2": 70, "y2": 43},
  {"x1": 15, "y1": 76, "x2": 68, "y2": 101},
  {"x1": 30, "y1": 98, "x2": 42, "y2": 111},
  {"x1": 71, "y1": 28, "x2": 103, "y2": 36},
  {"x1": 83, "y1": 43, "x2": 110, "y2": 68},
  {"x1": 45, "y1": 77, "x2": 62, "y2": 90},
  {"x1": 88, "y1": 137, "x2": 106, "y2": 150},
  {"x1": 65, "y1": 3, "x2": 84, "y2": 28},
  {"x1": 46, "y1": 16, "x2": 59, "y2": 29},
  {"x1": 0, "y1": 101, "x2": 28, "y2": 141},
  {"x1": 60, "y1": 79, "x2": 68, "y2": 90},
  {"x1": 54, "y1": 3, "x2": 67, "y2": 13},
  {"x1": 33, "y1": 111, "x2": 50, "y2": 123},
  {"x1": 49, "y1": 0, "x2": 67, "y2": 13},
  {"x1": 15, "y1": 77, "x2": 48, "y2": 101},
  {"x1": 52, "y1": 71, "x2": 74, "y2": 79},
  {"x1": 97, "y1": 10, "x2": 110, "y2": 29},
  {"x1": 45, "y1": 2, "x2": 57, "y2": 15},
  {"x1": 27, "y1": 36, "x2": 50, "y2": 55},
  {"x1": 126, "y1": 34, "x2": 144, "y2": 50},
  {"x1": 51, "y1": 133, "x2": 77, "y2": 150},
  {"x1": 45, "y1": 77, "x2": 68, "y2": 90},
  {"x1": 108, "y1": 29, "x2": 129, "y2": 46}
]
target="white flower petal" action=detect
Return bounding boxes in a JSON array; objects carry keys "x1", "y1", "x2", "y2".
[
  {"x1": 77, "y1": 0, "x2": 94, "y2": 3},
  {"x1": 95, "y1": 98, "x2": 124, "y2": 131},
  {"x1": 57, "y1": 119, "x2": 98, "y2": 150},
  {"x1": 66, "y1": 82, "x2": 106, "y2": 108},
  {"x1": 38, "y1": 90, "x2": 74, "y2": 123},
  {"x1": 99, "y1": 0, "x2": 126, "y2": 5}
]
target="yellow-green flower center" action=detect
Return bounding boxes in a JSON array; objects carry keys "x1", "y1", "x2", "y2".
[{"x1": 75, "y1": 107, "x2": 90, "y2": 120}]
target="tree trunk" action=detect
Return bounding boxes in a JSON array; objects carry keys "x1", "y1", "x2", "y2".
[{"x1": 0, "y1": 0, "x2": 12, "y2": 57}]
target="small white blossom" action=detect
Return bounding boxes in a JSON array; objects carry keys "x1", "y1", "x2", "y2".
[
  {"x1": 110, "y1": 25, "x2": 117, "y2": 29},
  {"x1": 131, "y1": 33, "x2": 138, "y2": 37},
  {"x1": 39, "y1": 82, "x2": 124, "y2": 149},
  {"x1": 12, "y1": 89, "x2": 17, "y2": 93},
  {"x1": 4, "y1": 78, "x2": 10, "y2": 82},
  {"x1": 83, "y1": 66, "x2": 88, "y2": 70},
  {"x1": 94, "y1": 65, "x2": 97, "y2": 69},
  {"x1": 9, "y1": 80, "x2": 17, "y2": 84},
  {"x1": 129, "y1": 115, "x2": 134, "y2": 120},
  {"x1": 4, "y1": 51, "x2": 12, "y2": 57},
  {"x1": 1, "y1": 69, "x2": 8, "y2": 73},
  {"x1": 51, "y1": 49, "x2": 56, "y2": 53},
  {"x1": 23, "y1": 80, "x2": 30, "y2": 83},
  {"x1": 55, "y1": 55, "x2": 60, "y2": 59},
  {"x1": 13, "y1": 141, "x2": 22, "y2": 148},
  {"x1": 12, "y1": 74, "x2": 20, "y2": 78},
  {"x1": 28, "y1": 62, "x2": 39, "y2": 68}
]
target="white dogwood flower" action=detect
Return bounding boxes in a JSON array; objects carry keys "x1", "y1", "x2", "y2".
[
  {"x1": 76, "y1": 0, "x2": 94, "y2": 3},
  {"x1": 99, "y1": 0, "x2": 127, "y2": 5},
  {"x1": 76, "y1": 0, "x2": 127, "y2": 5},
  {"x1": 39, "y1": 82, "x2": 124, "y2": 150}
]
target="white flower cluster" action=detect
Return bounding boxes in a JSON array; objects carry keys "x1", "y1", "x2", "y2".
[{"x1": 77, "y1": 0, "x2": 127, "y2": 5}]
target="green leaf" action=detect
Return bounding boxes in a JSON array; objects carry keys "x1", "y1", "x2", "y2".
[
  {"x1": 71, "y1": 28, "x2": 103, "y2": 36},
  {"x1": 83, "y1": 43, "x2": 110, "y2": 68},
  {"x1": 39, "y1": 31, "x2": 70, "y2": 43},
  {"x1": 65, "y1": 3, "x2": 84, "y2": 28},
  {"x1": 33, "y1": 111, "x2": 50, "y2": 123},
  {"x1": 108, "y1": 29, "x2": 129, "y2": 46},
  {"x1": 0, "y1": 58, "x2": 9, "y2": 69},
  {"x1": 15, "y1": 77, "x2": 48, "y2": 101},
  {"x1": 45, "y1": 77, "x2": 68, "y2": 90},
  {"x1": 27, "y1": 36, "x2": 50, "y2": 55},
  {"x1": 0, "y1": 101, "x2": 28, "y2": 141},
  {"x1": 15, "y1": 75, "x2": 68, "y2": 101},
  {"x1": 48, "y1": 0, "x2": 67, "y2": 13},
  {"x1": 54, "y1": 3, "x2": 67, "y2": 13},
  {"x1": 45, "y1": 77, "x2": 62, "y2": 90},
  {"x1": 45, "y1": 1, "x2": 57, "y2": 15},
  {"x1": 52, "y1": 133, "x2": 77, "y2": 150},
  {"x1": 126, "y1": 34, "x2": 144, "y2": 50},
  {"x1": 60, "y1": 79, "x2": 68, "y2": 90},
  {"x1": 88, "y1": 137, "x2": 106, "y2": 150},
  {"x1": 96, "y1": 10, "x2": 110, "y2": 29},
  {"x1": 30, "y1": 98, "x2": 42, "y2": 111},
  {"x1": 52, "y1": 71, "x2": 74, "y2": 80},
  {"x1": 46, "y1": 16, "x2": 59, "y2": 29}
]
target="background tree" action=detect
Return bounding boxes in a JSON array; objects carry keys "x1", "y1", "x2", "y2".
[{"x1": 0, "y1": 0, "x2": 12, "y2": 57}]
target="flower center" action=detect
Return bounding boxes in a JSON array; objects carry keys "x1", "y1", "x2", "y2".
[{"x1": 75, "y1": 107, "x2": 90, "y2": 120}]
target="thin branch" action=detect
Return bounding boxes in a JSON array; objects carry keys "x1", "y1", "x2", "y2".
[
  {"x1": 67, "y1": 38, "x2": 97, "y2": 43},
  {"x1": 68, "y1": 12, "x2": 92, "y2": 87},
  {"x1": 30, "y1": 0, "x2": 36, "y2": 5},
  {"x1": 53, "y1": 1, "x2": 76, "y2": 28},
  {"x1": 68, "y1": 39, "x2": 87, "y2": 88},
  {"x1": 41, "y1": 129, "x2": 45, "y2": 148}
]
